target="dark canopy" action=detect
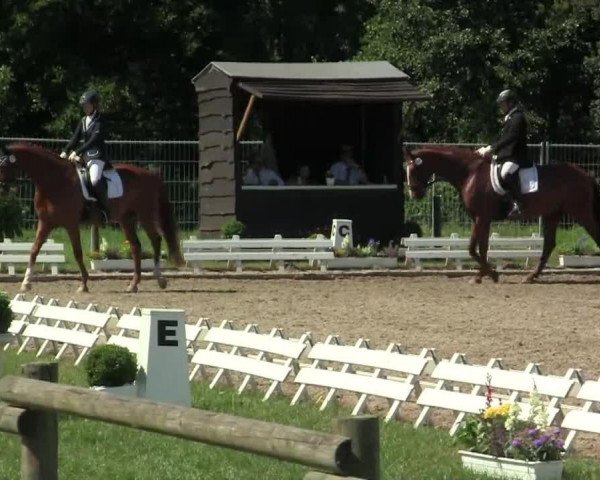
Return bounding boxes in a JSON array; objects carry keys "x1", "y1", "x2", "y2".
[{"x1": 192, "y1": 61, "x2": 429, "y2": 102}]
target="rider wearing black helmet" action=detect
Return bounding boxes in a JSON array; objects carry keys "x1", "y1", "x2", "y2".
[
  {"x1": 61, "y1": 90, "x2": 112, "y2": 218},
  {"x1": 476, "y1": 89, "x2": 530, "y2": 219}
]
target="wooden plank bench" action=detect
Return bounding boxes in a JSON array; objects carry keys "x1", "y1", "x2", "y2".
[
  {"x1": 562, "y1": 380, "x2": 600, "y2": 451},
  {"x1": 401, "y1": 233, "x2": 543, "y2": 270},
  {"x1": 182, "y1": 234, "x2": 334, "y2": 272},
  {"x1": 189, "y1": 322, "x2": 308, "y2": 400},
  {"x1": 415, "y1": 354, "x2": 579, "y2": 434},
  {"x1": 16, "y1": 303, "x2": 113, "y2": 365},
  {"x1": 291, "y1": 337, "x2": 437, "y2": 421},
  {"x1": 107, "y1": 309, "x2": 208, "y2": 355},
  {"x1": 0, "y1": 239, "x2": 65, "y2": 275}
]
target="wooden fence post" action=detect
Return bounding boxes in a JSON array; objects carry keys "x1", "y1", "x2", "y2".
[
  {"x1": 20, "y1": 362, "x2": 58, "y2": 480},
  {"x1": 304, "y1": 415, "x2": 380, "y2": 480}
]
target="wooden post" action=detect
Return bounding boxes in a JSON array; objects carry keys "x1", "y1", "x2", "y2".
[
  {"x1": 335, "y1": 416, "x2": 380, "y2": 480},
  {"x1": 236, "y1": 94, "x2": 256, "y2": 141},
  {"x1": 90, "y1": 225, "x2": 100, "y2": 252},
  {"x1": 20, "y1": 362, "x2": 58, "y2": 480}
]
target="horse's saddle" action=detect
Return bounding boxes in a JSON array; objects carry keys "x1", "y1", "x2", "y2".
[
  {"x1": 76, "y1": 167, "x2": 124, "y2": 201},
  {"x1": 490, "y1": 161, "x2": 539, "y2": 196}
]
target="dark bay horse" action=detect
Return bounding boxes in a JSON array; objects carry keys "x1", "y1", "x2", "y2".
[
  {"x1": 405, "y1": 146, "x2": 600, "y2": 283},
  {"x1": 0, "y1": 142, "x2": 185, "y2": 293}
]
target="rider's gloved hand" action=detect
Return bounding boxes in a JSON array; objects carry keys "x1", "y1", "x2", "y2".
[
  {"x1": 59, "y1": 151, "x2": 67, "y2": 159},
  {"x1": 476, "y1": 145, "x2": 492, "y2": 156},
  {"x1": 68, "y1": 151, "x2": 80, "y2": 163}
]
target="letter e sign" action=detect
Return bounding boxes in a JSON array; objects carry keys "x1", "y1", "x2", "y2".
[{"x1": 157, "y1": 320, "x2": 178, "y2": 346}]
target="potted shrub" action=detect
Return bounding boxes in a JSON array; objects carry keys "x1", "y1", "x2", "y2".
[
  {"x1": 0, "y1": 291, "x2": 12, "y2": 335},
  {"x1": 325, "y1": 170, "x2": 335, "y2": 186},
  {"x1": 221, "y1": 219, "x2": 246, "y2": 239},
  {"x1": 455, "y1": 378, "x2": 564, "y2": 480},
  {"x1": 89, "y1": 238, "x2": 155, "y2": 272},
  {"x1": 85, "y1": 344, "x2": 138, "y2": 397}
]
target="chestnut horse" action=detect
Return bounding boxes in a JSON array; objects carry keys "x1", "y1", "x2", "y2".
[
  {"x1": 405, "y1": 145, "x2": 600, "y2": 283},
  {"x1": 0, "y1": 142, "x2": 185, "y2": 293}
]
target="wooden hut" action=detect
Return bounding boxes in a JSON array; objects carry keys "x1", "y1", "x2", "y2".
[{"x1": 191, "y1": 61, "x2": 429, "y2": 242}]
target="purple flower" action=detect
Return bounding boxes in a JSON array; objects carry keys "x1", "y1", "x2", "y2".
[
  {"x1": 527, "y1": 427, "x2": 540, "y2": 438},
  {"x1": 555, "y1": 439, "x2": 565, "y2": 449},
  {"x1": 533, "y1": 434, "x2": 551, "y2": 448},
  {"x1": 511, "y1": 438, "x2": 524, "y2": 448}
]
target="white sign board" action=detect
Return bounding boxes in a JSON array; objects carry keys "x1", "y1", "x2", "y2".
[
  {"x1": 136, "y1": 309, "x2": 192, "y2": 407},
  {"x1": 331, "y1": 219, "x2": 353, "y2": 249}
]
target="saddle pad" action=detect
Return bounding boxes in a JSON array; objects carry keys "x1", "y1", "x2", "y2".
[
  {"x1": 77, "y1": 168, "x2": 124, "y2": 201},
  {"x1": 490, "y1": 164, "x2": 538, "y2": 196}
]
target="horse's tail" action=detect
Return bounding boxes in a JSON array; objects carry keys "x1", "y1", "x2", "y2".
[{"x1": 158, "y1": 182, "x2": 185, "y2": 267}]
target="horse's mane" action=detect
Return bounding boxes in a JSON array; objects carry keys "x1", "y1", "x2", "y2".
[
  {"x1": 9, "y1": 142, "x2": 70, "y2": 168},
  {"x1": 412, "y1": 145, "x2": 488, "y2": 167}
]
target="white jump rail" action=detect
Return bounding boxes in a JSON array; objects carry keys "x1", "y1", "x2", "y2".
[
  {"x1": 189, "y1": 321, "x2": 308, "y2": 400},
  {"x1": 0, "y1": 239, "x2": 65, "y2": 275},
  {"x1": 415, "y1": 354, "x2": 580, "y2": 435},
  {"x1": 290, "y1": 336, "x2": 438, "y2": 421},
  {"x1": 562, "y1": 379, "x2": 600, "y2": 452},
  {"x1": 3, "y1": 294, "x2": 47, "y2": 351},
  {"x1": 107, "y1": 308, "x2": 209, "y2": 355},
  {"x1": 401, "y1": 233, "x2": 543, "y2": 270},
  {"x1": 182, "y1": 234, "x2": 334, "y2": 272},
  {"x1": 16, "y1": 302, "x2": 113, "y2": 366}
]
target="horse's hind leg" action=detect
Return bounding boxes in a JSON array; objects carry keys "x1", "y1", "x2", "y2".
[
  {"x1": 525, "y1": 214, "x2": 559, "y2": 283},
  {"x1": 140, "y1": 217, "x2": 167, "y2": 290},
  {"x1": 120, "y1": 215, "x2": 142, "y2": 293},
  {"x1": 21, "y1": 221, "x2": 52, "y2": 292}
]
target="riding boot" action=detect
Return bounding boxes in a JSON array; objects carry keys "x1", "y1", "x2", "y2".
[
  {"x1": 503, "y1": 171, "x2": 524, "y2": 219},
  {"x1": 92, "y1": 178, "x2": 110, "y2": 220}
]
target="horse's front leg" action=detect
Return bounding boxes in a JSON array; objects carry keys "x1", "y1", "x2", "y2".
[
  {"x1": 66, "y1": 224, "x2": 89, "y2": 293},
  {"x1": 21, "y1": 221, "x2": 51, "y2": 292},
  {"x1": 468, "y1": 217, "x2": 498, "y2": 284}
]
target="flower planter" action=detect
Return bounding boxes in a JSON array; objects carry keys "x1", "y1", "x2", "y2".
[
  {"x1": 90, "y1": 258, "x2": 155, "y2": 272},
  {"x1": 326, "y1": 257, "x2": 398, "y2": 270},
  {"x1": 90, "y1": 383, "x2": 138, "y2": 397},
  {"x1": 558, "y1": 255, "x2": 600, "y2": 268},
  {"x1": 459, "y1": 450, "x2": 563, "y2": 480}
]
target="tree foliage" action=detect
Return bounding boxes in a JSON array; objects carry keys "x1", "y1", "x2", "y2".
[{"x1": 0, "y1": 0, "x2": 598, "y2": 142}]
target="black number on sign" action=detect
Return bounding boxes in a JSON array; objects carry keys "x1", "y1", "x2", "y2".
[{"x1": 157, "y1": 320, "x2": 178, "y2": 346}]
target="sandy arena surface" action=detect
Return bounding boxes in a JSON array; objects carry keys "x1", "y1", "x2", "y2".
[{"x1": 3, "y1": 273, "x2": 600, "y2": 456}]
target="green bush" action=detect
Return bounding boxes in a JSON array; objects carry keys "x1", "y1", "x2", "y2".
[
  {"x1": 221, "y1": 219, "x2": 246, "y2": 239},
  {"x1": 0, "y1": 191, "x2": 24, "y2": 241},
  {"x1": 84, "y1": 344, "x2": 137, "y2": 387},
  {"x1": 0, "y1": 291, "x2": 12, "y2": 334}
]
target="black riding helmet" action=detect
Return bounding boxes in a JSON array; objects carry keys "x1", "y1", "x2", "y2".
[
  {"x1": 79, "y1": 90, "x2": 100, "y2": 106},
  {"x1": 496, "y1": 89, "x2": 518, "y2": 104}
]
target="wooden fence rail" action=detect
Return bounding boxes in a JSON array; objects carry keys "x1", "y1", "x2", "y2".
[{"x1": 0, "y1": 362, "x2": 380, "y2": 480}]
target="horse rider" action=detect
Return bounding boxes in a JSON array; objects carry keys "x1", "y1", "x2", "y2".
[
  {"x1": 476, "y1": 89, "x2": 531, "y2": 219},
  {"x1": 60, "y1": 90, "x2": 111, "y2": 218}
]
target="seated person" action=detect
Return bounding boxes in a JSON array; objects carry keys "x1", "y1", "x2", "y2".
[
  {"x1": 288, "y1": 165, "x2": 312, "y2": 185},
  {"x1": 243, "y1": 156, "x2": 284, "y2": 186},
  {"x1": 328, "y1": 145, "x2": 368, "y2": 185}
]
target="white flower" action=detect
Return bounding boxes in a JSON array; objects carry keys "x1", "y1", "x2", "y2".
[{"x1": 505, "y1": 403, "x2": 522, "y2": 432}]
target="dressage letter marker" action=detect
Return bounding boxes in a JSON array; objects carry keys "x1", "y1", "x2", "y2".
[
  {"x1": 137, "y1": 309, "x2": 191, "y2": 407},
  {"x1": 157, "y1": 320, "x2": 178, "y2": 346}
]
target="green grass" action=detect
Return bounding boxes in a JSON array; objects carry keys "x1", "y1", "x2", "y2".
[{"x1": 1, "y1": 353, "x2": 600, "y2": 479}]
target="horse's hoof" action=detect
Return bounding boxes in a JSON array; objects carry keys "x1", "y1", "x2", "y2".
[
  {"x1": 523, "y1": 275, "x2": 536, "y2": 284},
  {"x1": 157, "y1": 277, "x2": 167, "y2": 290},
  {"x1": 126, "y1": 284, "x2": 138, "y2": 293},
  {"x1": 77, "y1": 285, "x2": 89, "y2": 293},
  {"x1": 490, "y1": 271, "x2": 499, "y2": 283},
  {"x1": 20, "y1": 283, "x2": 31, "y2": 292},
  {"x1": 469, "y1": 277, "x2": 482, "y2": 285}
]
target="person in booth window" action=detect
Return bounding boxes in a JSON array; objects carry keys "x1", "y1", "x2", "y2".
[
  {"x1": 476, "y1": 89, "x2": 531, "y2": 219},
  {"x1": 243, "y1": 155, "x2": 284, "y2": 186},
  {"x1": 328, "y1": 144, "x2": 368, "y2": 185},
  {"x1": 60, "y1": 90, "x2": 112, "y2": 218}
]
